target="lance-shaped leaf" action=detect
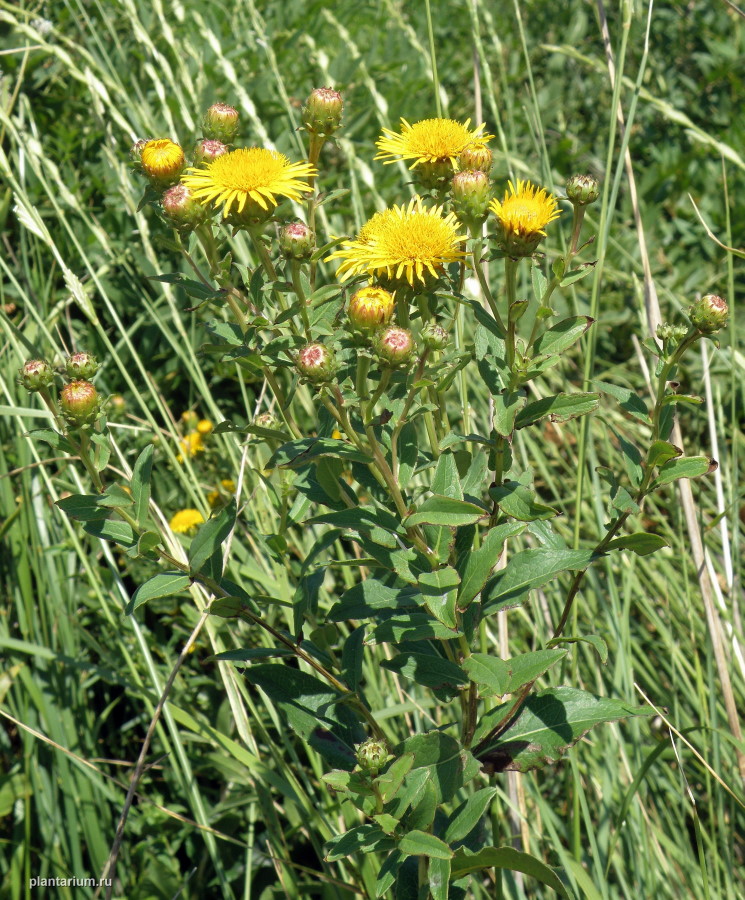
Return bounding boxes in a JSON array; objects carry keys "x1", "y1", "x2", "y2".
[
  {"x1": 398, "y1": 830, "x2": 453, "y2": 860},
  {"x1": 489, "y1": 482, "x2": 559, "y2": 521},
  {"x1": 515, "y1": 392, "x2": 599, "y2": 429},
  {"x1": 268, "y1": 437, "x2": 372, "y2": 469},
  {"x1": 450, "y1": 847, "x2": 572, "y2": 898},
  {"x1": 325, "y1": 824, "x2": 394, "y2": 861},
  {"x1": 606, "y1": 533, "x2": 668, "y2": 556},
  {"x1": 406, "y1": 495, "x2": 487, "y2": 528},
  {"x1": 533, "y1": 315, "x2": 594, "y2": 357},
  {"x1": 125, "y1": 572, "x2": 192, "y2": 615},
  {"x1": 456, "y1": 522, "x2": 525, "y2": 609},
  {"x1": 381, "y1": 651, "x2": 468, "y2": 692},
  {"x1": 474, "y1": 687, "x2": 654, "y2": 772},
  {"x1": 418, "y1": 567, "x2": 460, "y2": 628},
  {"x1": 650, "y1": 455, "x2": 717, "y2": 489}
]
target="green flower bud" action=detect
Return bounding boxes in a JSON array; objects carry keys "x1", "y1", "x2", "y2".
[
  {"x1": 59, "y1": 380, "x2": 101, "y2": 426},
  {"x1": 413, "y1": 157, "x2": 456, "y2": 192},
  {"x1": 452, "y1": 169, "x2": 491, "y2": 226},
  {"x1": 202, "y1": 103, "x2": 240, "y2": 143},
  {"x1": 296, "y1": 343, "x2": 337, "y2": 384},
  {"x1": 374, "y1": 326, "x2": 415, "y2": 368},
  {"x1": 19, "y1": 358, "x2": 54, "y2": 391},
  {"x1": 254, "y1": 411, "x2": 280, "y2": 430},
  {"x1": 65, "y1": 351, "x2": 99, "y2": 380},
  {"x1": 421, "y1": 322, "x2": 449, "y2": 351},
  {"x1": 279, "y1": 221, "x2": 315, "y2": 260},
  {"x1": 347, "y1": 286, "x2": 395, "y2": 332},
  {"x1": 193, "y1": 139, "x2": 229, "y2": 165},
  {"x1": 302, "y1": 87, "x2": 343, "y2": 136},
  {"x1": 355, "y1": 739, "x2": 391, "y2": 775},
  {"x1": 566, "y1": 174, "x2": 600, "y2": 206},
  {"x1": 689, "y1": 294, "x2": 729, "y2": 334},
  {"x1": 162, "y1": 184, "x2": 209, "y2": 233},
  {"x1": 458, "y1": 143, "x2": 493, "y2": 174}
]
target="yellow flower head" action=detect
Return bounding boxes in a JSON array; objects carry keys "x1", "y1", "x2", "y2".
[
  {"x1": 196, "y1": 418, "x2": 213, "y2": 435},
  {"x1": 181, "y1": 148, "x2": 316, "y2": 221},
  {"x1": 169, "y1": 508, "x2": 204, "y2": 534},
  {"x1": 347, "y1": 286, "x2": 395, "y2": 331},
  {"x1": 375, "y1": 118, "x2": 493, "y2": 170},
  {"x1": 177, "y1": 431, "x2": 205, "y2": 463},
  {"x1": 489, "y1": 179, "x2": 560, "y2": 256},
  {"x1": 140, "y1": 139, "x2": 185, "y2": 181},
  {"x1": 327, "y1": 197, "x2": 467, "y2": 287}
]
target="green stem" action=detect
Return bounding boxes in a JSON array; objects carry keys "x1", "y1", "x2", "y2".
[
  {"x1": 290, "y1": 259, "x2": 312, "y2": 338},
  {"x1": 471, "y1": 239, "x2": 507, "y2": 335},
  {"x1": 263, "y1": 368, "x2": 302, "y2": 440},
  {"x1": 424, "y1": 0, "x2": 442, "y2": 117}
]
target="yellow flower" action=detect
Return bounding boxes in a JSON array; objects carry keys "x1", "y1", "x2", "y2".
[
  {"x1": 196, "y1": 418, "x2": 213, "y2": 435},
  {"x1": 208, "y1": 479, "x2": 237, "y2": 508},
  {"x1": 375, "y1": 118, "x2": 493, "y2": 170},
  {"x1": 181, "y1": 148, "x2": 316, "y2": 221},
  {"x1": 347, "y1": 286, "x2": 395, "y2": 331},
  {"x1": 489, "y1": 179, "x2": 560, "y2": 257},
  {"x1": 327, "y1": 197, "x2": 467, "y2": 287},
  {"x1": 220, "y1": 479, "x2": 236, "y2": 492},
  {"x1": 177, "y1": 431, "x2": 205, "y2": 463},
  {"x1": 169, "y1": 508, "x2": 204, "y2": 534},
  {"x1": 140, "y1": 139, "x2": 185, "y2": 181}
]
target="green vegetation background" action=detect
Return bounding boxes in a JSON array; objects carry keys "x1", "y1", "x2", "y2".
[{"x1": 0, "y1": 1, "x2": 743, "y2": 898}]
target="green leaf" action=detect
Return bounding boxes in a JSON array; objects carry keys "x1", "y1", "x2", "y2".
[
  {"x1": 531, "y1": 264, "x2": 549, "y2": 305},
  {"x1": 97, "y1": 484, "x2": 134, "y2": 509},
  {"x1": 546, "y1": 634, "x2": 608, "y2": 664},
  {"x1": 376, "y1": 850, "x2": 403, "y2": 898},
  {"x1": 462, "y1": 654, "x2": 510, "y2": 696},
  {"x1": 395, "y1": 731, "x2": 477, "y2": 803},
  {"x1": 307, "y1": 506, "x2": 402, "y2": 536},
  {"x1": 611, "y1": 428, "x2": 643, "y2": 488},
  {"x1": 596, "y1": 467, "x2": 639, "y2": 514},
  {"x1": 406, "y1": 495, "x2": 486, "y2": 528},
  {"x1": 533, "y1": 315, "x2": 593, "y2": 357},
  {"x1": 125, "y1": 573, "x2": 192, "y2": 615},
  {"x1": 489, "y1": 482, "x2": 559, "y2": 521},
  {"x1": 418, "y1": 567, "x2": 460, "y2": 628},
  {"x1": 82, "y1": 519, "x2": 136, "y2": 548},
  {"x1": 373, "y1": 813, "x2": 400, "y2": 835},
  {"x1": 369, "y1": 614, "x2": 460, "y2": 644},
  {"x1": 397, "y1": 422, "x2": 419, "y2": 491},
  {"x1": 377, "y1": 754, "x2": 415, "y2": 803},
  {"x1": 450, "y1": 846, "x2": 571, "y2": 898},
  {"x1": 245, "y1": 664, "x2": 364, "y2": 770},
  {"x1": 428, "y1": 856, "x2": 451, "y2": 900},
  {"x1": 651, "y1": 455, "x2": 716, "y2": 489},
  {"x1": 89, "y1": 433, "x2": 111, "y2": 472},
  {"x1": 444, "y1": 787, "x2": 499, "y2": 843},
  {"x1": 482, "y1": 548, "x2": 596, "y2": 615},
  {"x1": 430, "y1": 451, "x2": 464, "y2": 500},
  {"x1": 131, "y1": 444, "x2": 154, "y2": 528},
  {"x1": 475, "y1": 687, "x2": 654, "y2": 772},
  {"x1": 647, "y1": 440, "x2": 682, "y2": 469},
  {"x1": 325, "y1": 825, "x2": 394, "y2": 861},
  {"x1": 516, "y1": 392, "x2": 599, "y2": 429},
  {"x1": 26, "y1": 429, "x2": 75, "y2": 454},
  {"x1": 210, "y1": 647, "x2": 293, "y2": 661},
  {"x1": 188, "y1": 500, "x2": 236, "y2": 576},
  {"x1": 493, "y1": 391, "x2": 525, "y2": 437},
  {"x1": 328, "y1": 581, "x2": 420, "y2": 621},
  {"x1": 381, "y1": 652, "x2": 468, "y2": 691},
  {"x1": 268, "y1": 437, "x2": 372, "y2": 469},
  {"x1": 398, "y1": 830, "x2": 452, "y2": 860},
  {"x1": 559, "y1": 263, "x2": 596, "y2": 287},
  {"x1": 594, "y1": 380, "x2": 650, "y2": 423},
  {"x1": 457, "y1": 522, "x2": 525, "y2": 608},
  {"x1": 56, "y1": 494, "x2": 110, "y2": 522},
  {"x1": 504, "y1": 649, "x2": 567, "y2": 693},
  {"x1": 606, "y1": 533, "x2": 668, "y2": 556},
  {"x1": 341, "y1": 627, "x2": 365, "y2": 692}
]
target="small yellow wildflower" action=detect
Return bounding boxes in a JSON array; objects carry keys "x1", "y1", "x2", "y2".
[
  {"x1": 375, "y1": 118, "x2": 492, "y2": 170},
  {"x1": 169, "y1": 508, "x2": 204, "y2": 534},
  {"x1": 197, "y1": 419, "x2": 213, "y2": 435},
  {"x1": 140, "y1": 139, "x2": 185, "y2": 182},
  {"x1": 489, "y1": 179, "x2": 560, "y2": 257},
  {"x1": 177, "y1": 431, "x2": 205, "y2": 463},
  {"x1": 327, "y1": 197, "x2": 467, "y2": 288},
  {"x1": 181, "y1": 148, "x2": 316, "y2": 224}
]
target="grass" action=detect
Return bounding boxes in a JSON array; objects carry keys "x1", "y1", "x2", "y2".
[{"x1": 1, "y1": 1, "x2": 744, "y2": 898}]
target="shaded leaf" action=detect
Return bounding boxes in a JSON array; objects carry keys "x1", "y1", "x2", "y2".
[
  {"x1": 450, "y1": 846, "x2": 571, "y2": 898},
  {"x1": 457, "y1": 522, "x2": 525, "y2": 608},
  {"x1": 398, "y1": 830, "x2": 452, "y2": 860},
  {"x1": 606, "y1": 533, "x2": 668, "y2": 556},
  {"x1": 125, "y1": 573, "x2": 191, "y2": 615}
]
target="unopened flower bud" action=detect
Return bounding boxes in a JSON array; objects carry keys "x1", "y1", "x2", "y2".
[
  {"x1": 413, "y1": 158, "x2": 455, "y2": 192},
  {"x1": 59, "y1": 380, "x2": 100, "y2": 426},
  {"x1": 65, "y1": 351, "x2": 99, "y2": 380},
  {"x1": 347, "y1": 286, "x2": 395, "y2": 332},
  {"x1": 162, "y1": 184, "x2": 209, "y2": 233},
  {"x1": 254, "y1": 412, "x2": 279, "y2": 430},
  {"x1": 19, "y1": 358, "x2": 54, "y2": 391},
  {"x1": 139, "y1": 139, "x2": 185, "y2": 187},
  {"x1": 193, "y1": 138, "x2": 229, "y2": 165},
  {"x1": 302, "y1": 87, "x2": 343, "y2": 136},
  {"x1": 374, "y1": 326, "x2": 415, "y2": 368},
  {"x1": 421, "y1": 322, "x2": 449, "y2": 351},
  {"x1": 296, "y1": 342, "x2": 337, "y2": 384},
  {"x1": 459, "y1": 143, "x2": 493, "y2": 174},
  {"x1": 566, "y1": 174, "x2": 600, "y2": 206},
  {"x1": 203, "y1": 103, "x2": 240, "y2": 143},
  {"x1": 279, "y1": 221, "x2": 315, "y2": 260},
  {"x1": 355, "y1": 738, "x2": 391, "y2": 775},
  {"x1": 452, "y1": 169, "x2": 491, "y2": 225},
  {"x1": 689, "y1": 294, "x2": 729, "y2": 334}
]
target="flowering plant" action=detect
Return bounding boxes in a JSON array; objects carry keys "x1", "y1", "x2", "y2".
[{"x1": 20, "y1": 93, "x2": 728, "y2": 898}]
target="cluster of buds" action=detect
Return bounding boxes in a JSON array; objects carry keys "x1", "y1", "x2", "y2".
[
  {"x1": 19, "y1": 353, "x2": 103, "y2": 427},
  {"x1": 449, "y1": 144, "x2": 494, "y2": 227},
  {"x1": 302, "y1": 87, "x2": 343, "y2": 137}
]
